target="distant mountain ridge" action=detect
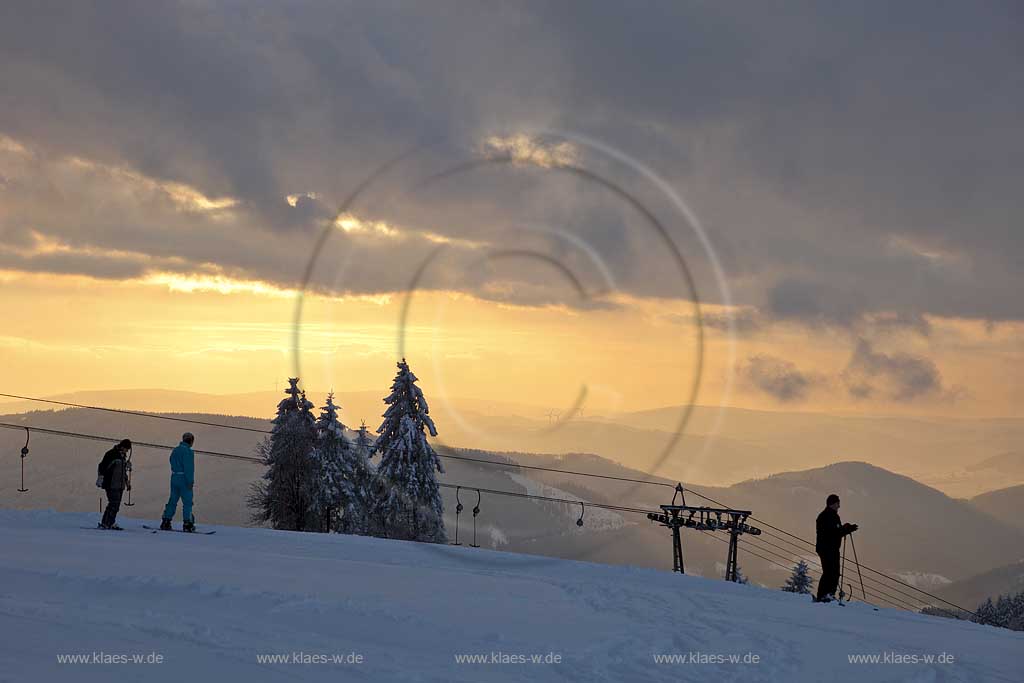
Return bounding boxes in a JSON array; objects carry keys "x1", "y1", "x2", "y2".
[
  {"x1": 969, "y1": 484, "x2": 1024, "y2": 532},
  {"x1": 936, "y1": 560, "x2": 1024, "y2": 611}
]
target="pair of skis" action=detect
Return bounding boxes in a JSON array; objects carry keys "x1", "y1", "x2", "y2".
[
  {"x1": 143, "y1": 524, "x2": 216, "y2": 535},
  {"x1": 82, "y1": 524, "x2": 215, "y2": 535}
]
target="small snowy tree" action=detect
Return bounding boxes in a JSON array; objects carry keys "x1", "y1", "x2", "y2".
[
  {"x1": 309, "y1": 393, "x2": 356, "y2": 533},
  {"x1": 733, "y1": 566, "x2": 749, "y2": 585},
  {"x1": 354, "y1": 420, "x2": 373, "y2": 460},
  {"x1": 343, "y1": 420, "x2": 377, "y2": 535},
  {"x1": 248, "y1": 378, "x2": 318, "y2": 531},
  {"x1": 974, "y1": 591, "x2": 1024, "y2": 631},
  {"x1": 782, "y1": 560, "x2": 813, "y2": 594},
  {"x1": 370, "y1": 359, "x2": 446, "y2": 542},
  {"x1": 972, "y1": 597, "x2": 998, "y2": 627},
  {"x1": 1009, "y1": 592, "x2": 1024, "y2": 631}
]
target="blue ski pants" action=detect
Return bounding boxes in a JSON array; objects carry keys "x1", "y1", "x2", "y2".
[{"x1": 162, "y1": 473, "x2": 193, "y2": 522}]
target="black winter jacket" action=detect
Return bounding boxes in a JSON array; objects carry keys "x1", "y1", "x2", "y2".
[
  {"x1": 98, "y1": 447, "x2": 127, "y2": 491},
  {"x1": 815, "y1": 507, "x2": 851, "y2": 554}
]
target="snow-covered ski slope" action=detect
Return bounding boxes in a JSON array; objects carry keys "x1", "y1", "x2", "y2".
[{"x1": 0, "y1": 510, "x2": 1019, "y2": 683}]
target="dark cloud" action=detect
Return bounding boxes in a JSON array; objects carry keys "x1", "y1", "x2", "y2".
[
  {"x1": 672, "y1": 309, "x2": 762, "y2": 335},
  {"x1": 743, "y1": 355, "x2": 821, "y2": 403},
  {"x1": 766, "y1": 281, "x2": 937, "y2": 336},
  {"x1": 767, "y1": 279, "x2": 866, "y2": 328},
  {"x1": 842, "y1": 338, "x2": 942, "y2": 401},
  {"x1": 0, "y1": 1, "x2": 1019, "y2": 320},
  {"x1": 869, "y1": 312, "x2": 932, "y2": 338},
  {"x1": 0, "y1": 250, "x2": 147, "y2": 281}
]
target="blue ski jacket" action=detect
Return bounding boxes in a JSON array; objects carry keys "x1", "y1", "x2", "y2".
[{"x1": 169, "y1": 441, "x2": 195, "y2": 488}]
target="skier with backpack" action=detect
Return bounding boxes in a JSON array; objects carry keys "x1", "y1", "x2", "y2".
[
  {"x1": 96, "y1": 439, "x2": 132, "y2": 530},
  {"x1": 814, "y1": 493, "x2": 858, "y2": 603},
  {"x1": 161, "y1": 432, "x2": 197, "y2": 532}
]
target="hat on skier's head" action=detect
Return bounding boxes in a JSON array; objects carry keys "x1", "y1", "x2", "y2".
[
  {"x1": 182, "y1": 432, "x2": 195, "y2": 444},
  {"x1": 826, "y1": 494, "x2": 840, "y2": 506},
  {"x1": 118, "y1": 439, "x2": 132, "y2": 450}
]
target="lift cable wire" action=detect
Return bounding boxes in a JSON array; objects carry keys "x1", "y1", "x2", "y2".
[
  {"x1": 734, "y1": 530, "x2": 907, "y2": 603},
  {"x1": 726, "y1": 531, "x2": 920, "y2": 610},
  {"x1": 723, "y1": 533, "x2": 919, "y2": 611},
  {"x1": 0, "y1": 422, "x2": 658, "y2": 519},
  {"x1": 699, "y1": 530, "x2": 916, "y2": 611},
  {"x1": 0, "y1": 391, "x2": 677, "y2": 488},
  {"x1": 0, "y1": 392, "x2": 272, "y2": 434},
  {"x1": 740, "y1": 529, "x2": 936, "y2": 611},
  {"x1": 1, "y1": 402, "x2": 975, "y2": 617},
  {"x1": 679, "y1": 486, "x2": 975, "y2": 617},
  {"x1": 697, "y1": 529, "x2": 909, "y2": 610},
  {"x1": 11, "y1": 419, "x2": 921, "y2": 607},
  {"x1": 0, "y1": 421, "x2": 951, "y2": 614},
  {"x1": 0, "y1": 422, "x2": 263, "y2": 463},
  {"x1": 694, "y1": 529, "x2": 911, "y2": 610}
]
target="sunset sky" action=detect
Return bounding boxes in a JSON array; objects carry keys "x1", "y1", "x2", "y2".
[{"x1": 1, "y1": 2, "x2": 1021, "y2": 419}]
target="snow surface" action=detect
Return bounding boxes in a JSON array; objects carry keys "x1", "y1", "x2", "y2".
[{"x1": 0, "y1": 509, "x2": 1020, "y2": 683}]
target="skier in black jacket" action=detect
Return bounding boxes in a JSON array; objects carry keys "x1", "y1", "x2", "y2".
[
  {"x1": 96, "y1": 439, "x2": 131, "y2": 530},
  {"x1": 814, "y1": 493, "x2": 858, "y2": 602}
]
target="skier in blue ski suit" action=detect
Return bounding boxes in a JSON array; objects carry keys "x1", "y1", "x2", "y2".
[{"x1": 161, "y1": 432, "x2": 196, "y2": 531}]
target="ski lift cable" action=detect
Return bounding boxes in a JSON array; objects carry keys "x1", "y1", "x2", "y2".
[
  {"x1": 737, "y1": 532, "x2": 932, "y2": 613},
  {"x1": 744, "y1": 531, "x2": 935, "y2": 610},
  {"x1": 0, "y1": 392, "x2": 680, "y2": 487},
  {"x1": 2, "y1": 421, "x2": 926, "y2": 613},
  {"x1": 0, "y1": 392, "x2": 273, "y2": 434},
  {"x1": 0, "y1": 422, "x2": 263, "y2": 463},
  {"x1": 738, "y1": 526, "x2": 918, "y2": 606},
  {"x1": 0, "y1": 412, "x2": 976, "y2": 616},
  {"x1": 695, "y1": 530, "x2": 911, "y2": 610},
  {"x1": 729, "y1": 511, "x2": 958, "y2": 614},
  {"x1": 0, "y1": 421, "x2": 658, "y2": 518},
  {"x1": 733, "y1": 535, "x2": 920, "y2": 611},
  {"x1": 437, "y1": 482, "x2": 654, "y2": 517},
  {"x1": 0, "y1": 391, "x2": 940, "y2": 597},
  {"x1": 680, "y1": 487, "x2": 975, "y2": 617},
  {"x1": 704, "y1": 531, "x2": 913, "y2": 610}
]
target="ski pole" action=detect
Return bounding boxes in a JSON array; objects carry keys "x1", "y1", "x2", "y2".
[
  {"x1": 838, "y1": 535, "x2": 847, "y2": 601},
  {"x1": 850, "y1": 532, "x2": 867, "y2": 602},
  {"x1": 124, "y1": 446, "x2": 134, "y2": 506}
]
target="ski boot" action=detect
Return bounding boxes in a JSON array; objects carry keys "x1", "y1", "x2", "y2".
[
  {"x1": 97, "y1": 522, "x2": 110, "y2": 530},
  {"x1": 159, "y1": 518, "x2": 172, "y2": 531},
  {"x1": 182, "y1": 518, "x2": 195, "y2": 533},
  {"x1": 109, "y1": 523, "x2": 124, "y2": 531}
]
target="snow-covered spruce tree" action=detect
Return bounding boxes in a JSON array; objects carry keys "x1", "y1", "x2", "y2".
[
  {"x1": 248, "y1": 378, "x2": 318, "y2": 531},
  {"x1": 309, "y1": 393, "x2": 356, "y2": 533},
  {"x1": 972, "y1": 597, "x2": 998, "y2": 627},
  {"x1": 370, "y1": 359, "x2": 446, "y2": 542},
  {"x1": 782, "y1": 560, "x2": 813, "y2": 594},
  {"x1": 1009, "y1": 592, "x2": 1024, "y2": 631},
  {"x1": 975, "y1": 591, "x2": 1024, "y2": 631},
  {"x1": 354, "y1": 420, "x2": 373, "y2": 461},
  {"x1": 344, "y1": 420, "x2": 377, "y2": 535}
]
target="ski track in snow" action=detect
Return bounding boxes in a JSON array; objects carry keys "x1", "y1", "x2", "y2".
[{"x1": 0, "y1": 510, "x2": 1020, "y2": 682}]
